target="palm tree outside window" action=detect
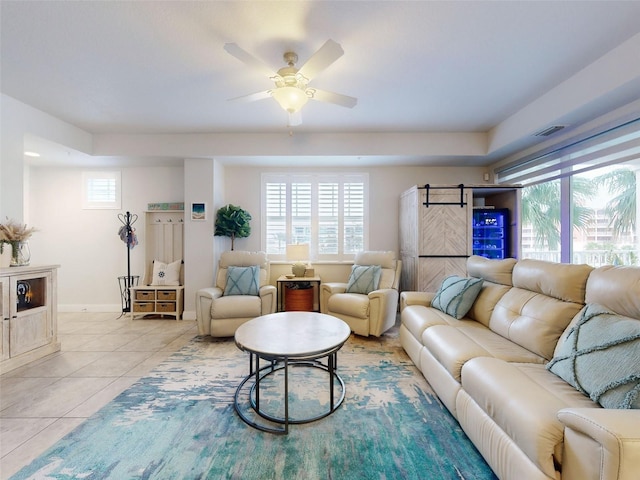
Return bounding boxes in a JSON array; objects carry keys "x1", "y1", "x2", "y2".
[{"x1": 521, "y1": 164, "x2": 638, "y2": 266}]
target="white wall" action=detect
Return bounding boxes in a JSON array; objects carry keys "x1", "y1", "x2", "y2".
[
  {"x1": 28, "y1": 165, "x2": 184, "y2": 311},
  {"x1": 0, "y1": 94, "x2": 92, "y2": 222},
  {"x1": 223, "y1": 165, "x2": 488, "y2": 255},
  {"x1": 183, "y1": 158, "x2": 221, "y2": 319},
  {"x1": 0, "y1": 94, "x2": 495, "y2": 314},
  {"x1": 28, "y1": 162, "x2": 487, "y2": 311}
]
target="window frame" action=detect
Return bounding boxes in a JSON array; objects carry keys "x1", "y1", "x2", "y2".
[
  {"x1": 261, "y1": 172, "x2": 369, "y2": 261},
  {"x1": 82, "y1": 170, "x2": 122, "y2": 210},
  {"x1": 502, "y1": 115, "x2": 640, "y2": 266}
]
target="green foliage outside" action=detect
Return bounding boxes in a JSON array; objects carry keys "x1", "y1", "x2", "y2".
[{"x1": 522, "y1": 167, "x2": 637, "y2": 263}]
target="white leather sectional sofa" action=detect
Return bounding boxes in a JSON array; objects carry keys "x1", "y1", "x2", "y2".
[{"x1": 400, "y1": 256, "x2": 640, "y2": 480}]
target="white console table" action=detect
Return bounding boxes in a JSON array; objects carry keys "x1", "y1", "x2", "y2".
[{"x1": 1, "y1": 264, "x2": 60, "y2": 374}]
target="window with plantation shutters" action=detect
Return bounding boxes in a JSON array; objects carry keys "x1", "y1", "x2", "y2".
[
  {"x1": 344, "y1": 181, "x2": 364, "y2": 254},
  {"x1": 318, "y1": 182, "x2": 338, "y2": 254},
  {"x1": 265, "y1": 182, "x2": 287, "y2": 254},
  {"x1": 262, "y1": 173, "x2": 368, "y2": 260},
  {"x1": 82, "y1": 171, "x2": 121, "y2": 209}
]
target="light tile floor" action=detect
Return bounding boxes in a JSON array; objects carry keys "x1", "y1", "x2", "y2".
[{"x1": 0, "y1": 312, "x2": 198, "y2": 479}]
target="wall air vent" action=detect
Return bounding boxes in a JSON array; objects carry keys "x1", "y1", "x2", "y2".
[{"x1": 533, "y1": 125, "x2": 567, "y2": 137}]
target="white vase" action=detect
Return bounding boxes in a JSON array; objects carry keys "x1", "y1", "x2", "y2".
[{"x1": 0, "y1": 245, "x2": 11, "y2": 268}]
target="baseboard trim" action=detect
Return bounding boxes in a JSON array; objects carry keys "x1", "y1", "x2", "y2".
[
  {"x1": 59, "y1": 305, "x2": 197, "y2": 321},
  {"x1": 59, "y1": 304, "x2": 121, "y2": 313}
]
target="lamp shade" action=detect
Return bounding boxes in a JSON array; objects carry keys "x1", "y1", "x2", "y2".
[
  {"x1": 272, "y1": 86, "x2": 310, "y2": 113},
  {"x1": 286, "y1": 243, "x2": 309, "y2": 262}
]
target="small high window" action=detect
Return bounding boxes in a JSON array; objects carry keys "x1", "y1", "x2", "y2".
[{"x1": 82, "y1": 171, "x2": 121, "y2": 209}]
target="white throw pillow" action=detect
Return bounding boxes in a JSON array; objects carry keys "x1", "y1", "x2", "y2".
[{"x1": 151, "y1": 259, "x2": 182, "y2": 286}]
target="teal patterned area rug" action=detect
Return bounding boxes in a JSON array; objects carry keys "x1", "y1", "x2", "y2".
[{"x1": 11, "y1": 328, "x2": 497, "y2": 480}]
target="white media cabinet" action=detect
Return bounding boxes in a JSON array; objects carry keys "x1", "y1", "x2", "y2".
[{"x1": 1, "y1": 265, "x2": 61, "y2": 374}]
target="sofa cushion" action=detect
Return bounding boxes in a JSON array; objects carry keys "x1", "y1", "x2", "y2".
[
  {"x1": 354, "y1": 250, "x2": 396, "y2": 269},
  {"x1": 512, "y1": 259, "x2": 593, "y2": 305},
  {"x1": 423, "y1": 324, "x2": 545, "y2": 382},
  {"x1": 346, "y1": 265, "x2": 381, "y2": 294},
  {"x1": 456, "y1": 325, "x2": 546, "y2": 364},
  {"x1": 432, "y1": 276, "x2": 483, "y2": 319},
  {"x1": 489, "y1": 258, "x2": 593, "y2": 361},
  {"x1": 210, "y1": 294, "x2": 262, "y2": 319},
  {"x1": 151, "y1": 259, "x2": 181, "y2": 286},
  {"x1": 467, "y1": 255, "x2": 517, "y2": 286},
  {"x1": 465, "y1": 256, "x2": 517, "y2": 326},
  {"x1": 461, "y1": 357, "x2": 598, "y2": 479},
  {"x1": 490, "y1": 287, "x2": 585, "y2": 360},
  {"x1": 548, "y1": 303, "x2": 640, "y2": 409},
  {"x1": 422, "y1": 325, "x2": 493, "y2": 382},
  {"x1": 224, "y1": 265, "x2": 260, "y2": 296},
  {"x1": 466, "y1": 282, "x2": 511, "y2": 328},
  {"x1": 585, "y1": 265, "x2": 640, "y2": 319},
  {"x1": 327, "y1": 292, "x2": 370, "y2": 319},
  {"x1": 216, "y1": 251, "x2": 269, "y2": 290},
  {"x1": 401, "y1": 304, "x2": 457, "y2": 341}
]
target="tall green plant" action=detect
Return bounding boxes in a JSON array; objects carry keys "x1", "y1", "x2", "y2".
[{"x1": 214, "y1": 204, "x2": 252, "y2": 250}]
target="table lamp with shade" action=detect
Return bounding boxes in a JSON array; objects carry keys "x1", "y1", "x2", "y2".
[{"x1": 286, "y1": 243, "x2": 309, "y2": 277}]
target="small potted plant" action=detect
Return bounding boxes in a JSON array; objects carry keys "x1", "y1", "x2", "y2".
[
  {"x1": 214, "y1": 204, "x2": 251, "y2": 250},
  {"x1": 0, "y1": 218, "x2": 37, "y2": 267}
]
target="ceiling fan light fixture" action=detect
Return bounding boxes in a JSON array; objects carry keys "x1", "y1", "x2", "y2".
[
  {"x1": 225, "y1": 40, "x2": 357, "y2": 125},
  {"x1": 271, "y1": 85, "x2": 310, "y2": 114}
]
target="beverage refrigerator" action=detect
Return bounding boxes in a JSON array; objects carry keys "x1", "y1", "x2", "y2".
[{"x1": 472, "y1": 208, "x2": 509, "y2": 259}]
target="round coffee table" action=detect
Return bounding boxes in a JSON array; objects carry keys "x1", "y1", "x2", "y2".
[{"x1": 234, "y1": 311, "x2": 351, "y2": 434}]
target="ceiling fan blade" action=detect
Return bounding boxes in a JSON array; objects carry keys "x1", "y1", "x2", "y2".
[
  {"x1": 228, "y1": 90, "x2": 272, "y2": 103},
  {"x1": 224, "y1": 43, "x2": 276, "y2": 78},
  {"x1": 309, "y1": 89, "x2": 358, "y2": 108},
  {"x1": 297, "y1": 39, "x2": 344, "y2": 81}
]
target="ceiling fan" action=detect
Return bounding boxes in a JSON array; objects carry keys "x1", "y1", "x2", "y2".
[{"x1": 224, "y1": 39, "x2": 358, "y2": 126}]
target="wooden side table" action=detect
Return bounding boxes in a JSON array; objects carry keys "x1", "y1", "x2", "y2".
[{"x1": 276, "y1": 275, "x2": 321, "y2": 312}]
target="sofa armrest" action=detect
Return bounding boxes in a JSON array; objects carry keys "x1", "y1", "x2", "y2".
[
  {"x1": 259, "y1": 284, "x2": 277, "y2": 315},
  {"x1": 558, "y1": 408, "x2": 640, "y2": 480},
  {"x1": 400, "y1": 291, "x2": 434, "y2": 311},
  {"x1": 195, "y1": 287, "x2": 223, "y2": 335},
  {"x1": 320, "y1": 282, "x2": 348, "y2": 313},
  {"x1": 368, "y1": 288, "x2": 400, "y2": 336}
]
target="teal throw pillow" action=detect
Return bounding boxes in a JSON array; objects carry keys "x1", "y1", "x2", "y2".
[
  {"x1": 224, "y1": 266, "x2": 260, "y2": 296},
  {"x1": 431, "y1": 276, "x2": 483, "y2": 320},
  {"x1": 547, "y1": 303, "x2": 640, "y2": 409},
  {"x1": 346, "y1": 265, "x2": 382, "y2": 294}
]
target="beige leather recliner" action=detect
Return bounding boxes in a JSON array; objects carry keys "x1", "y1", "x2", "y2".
[
  {"x1": 196, "y1": 251, "x2": 276, "y2": 337},
  {"x1": 320, "y1": 251, "x2": 401, "y2": 337}
]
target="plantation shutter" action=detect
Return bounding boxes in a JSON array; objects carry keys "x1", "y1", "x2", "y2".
[
  {"x1": 82, "y1": 171, "x2": 121, "y2": 209},
  {"x1": 262, "y1": 173, "x2": 368, "y2": 260},
  {"x1": 291, "y1": 182, "x2": 311, "y2": 245},
  {"x1": 88, "y1": 178, "x2": 116, "y2": 202},
  {"x1": 265, "y1": 182, "x2": 286, "y2": 254},
  {"x1": 318, "y1": 182, "x2": 339, "y2": 254},
  {"x1": 344, "y1": 182, "x2": 364, "y2": 254}
]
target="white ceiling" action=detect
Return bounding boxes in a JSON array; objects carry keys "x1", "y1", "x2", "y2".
[{"x1": 2, "y1": 1, "x2": 640, "y2": 167}]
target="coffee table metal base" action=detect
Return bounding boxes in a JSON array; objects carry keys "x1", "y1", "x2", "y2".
[{"x1": 234, "y1": 349, "x2": 346, "y2": 435}]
